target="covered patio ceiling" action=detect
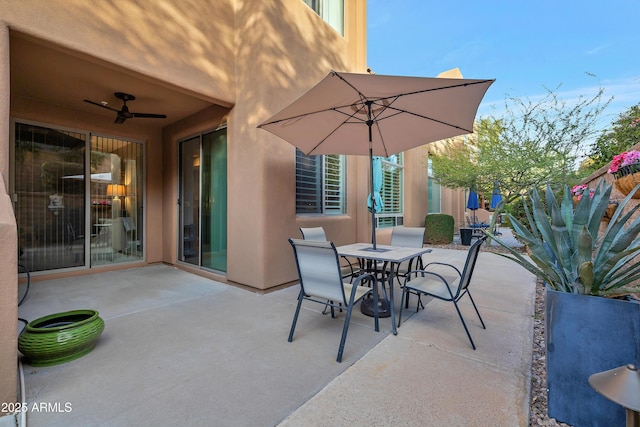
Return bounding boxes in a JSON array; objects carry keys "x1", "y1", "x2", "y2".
[{"x1": 9, "y1": 31, "x2": 230, "y2": 131}]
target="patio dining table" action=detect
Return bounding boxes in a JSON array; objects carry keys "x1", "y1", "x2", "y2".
[{"x1": 336, "y1": 243, "x2": 432, "y2": 335}]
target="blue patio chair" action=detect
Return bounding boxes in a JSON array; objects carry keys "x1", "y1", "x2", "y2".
[
  {"x1": 397, "y1": 236, "x2": 487, "y2": 350},
  {"x1": 466, "y1": 216, "x2": 490, "y2": 238},
  {"x1": 288, "y1": 238, "x2": 378, "y2": 363}
]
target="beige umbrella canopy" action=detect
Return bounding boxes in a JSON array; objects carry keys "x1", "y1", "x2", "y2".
[{"x1": 258, "y1": 70, "x2": 494, "y2": 248}]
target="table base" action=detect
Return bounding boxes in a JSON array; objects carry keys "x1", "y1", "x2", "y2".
[{"x1": 360, "y1": 297, "x2": 391, "y2": 318}]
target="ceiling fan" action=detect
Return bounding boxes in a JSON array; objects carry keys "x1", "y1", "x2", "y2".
[{"x1": 83, "y1": 92, "x2": 167, "y2": 124}]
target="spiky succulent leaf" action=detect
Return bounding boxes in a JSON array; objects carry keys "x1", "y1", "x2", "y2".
[
  {"x1": 493, "y1": 179, "x2": 640, "y2": 296},
  {"x1": 578, "y1": 261, "x2": 593, "y2": 294}
]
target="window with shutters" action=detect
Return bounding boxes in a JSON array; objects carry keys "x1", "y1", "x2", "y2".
[
  {"x1": 376, "y1": 154, "x2": 404, "y2": 227},
  {"x1": 295, "y1": 149, "x2": 345, "y2": 214}
]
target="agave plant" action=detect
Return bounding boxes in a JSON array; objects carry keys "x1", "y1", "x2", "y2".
[{"x1": 490, "y1": 179, "x2": 640, "y2": 297}]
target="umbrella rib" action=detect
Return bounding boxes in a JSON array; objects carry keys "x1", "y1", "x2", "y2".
[
  {"x1": 380, "y1": 106, "x2": 474, "y2": 133},
  {"x1": 307, "y1": 105, "x2": 370, "y2": 154},
  {"x1": 378, "y1": 79, "x2": 495, "y2": 101},
  {"x1": 259, "y1": 71, "x2": 372, "y2": 128},
  {"x1": 257, "y1": 108, "x2": 344, "y2": 127}
]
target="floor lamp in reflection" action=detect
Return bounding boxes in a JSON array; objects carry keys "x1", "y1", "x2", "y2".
[{"x1": 106, "y1": 184, "x2": 126, "y2": 218}]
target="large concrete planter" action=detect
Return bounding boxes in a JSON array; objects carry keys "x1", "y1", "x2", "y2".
[
  {"x1": 545, "y1": 289, "x2": 640, "y2": 426},
  {"x1": 18, "y1": 309, "x2": 105, "y2": 367}
]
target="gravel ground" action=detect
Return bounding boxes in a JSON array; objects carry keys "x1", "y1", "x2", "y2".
[{"x1": 429, "y1": 240, "x2": 571, "y2": 426}]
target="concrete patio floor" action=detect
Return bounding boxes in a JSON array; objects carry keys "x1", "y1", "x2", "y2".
[{"x1": 14, "y1": 241, "x2": 536, "y2": 426}]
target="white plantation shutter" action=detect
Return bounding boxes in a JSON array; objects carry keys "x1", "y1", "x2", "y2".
[
  {"x1": 295, "y1": 150, "x2": 321, "y2": 213},
  {"x1": 323, "y1": 154, "x2": 344, "y2": 213},
  {"x1": 377, "y1": 154, "x2": 404, "y2": 227},
  {"x1": 295, "y1": 149, "x2": 345, "y2": 214}
]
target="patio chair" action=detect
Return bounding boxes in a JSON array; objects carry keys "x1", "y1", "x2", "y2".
[
  {"x1": 299, "y1": 227, "x2": 361, "y2": 281},
  {"x1": 65, "y1": 220, "x2": 84, "y2": 251},
  {"x1": 466, "y1": 216, "x2": 490, "y2": 237},
  {"x1": 397, "y1": 236, "x2": 487, "y2": 350},
  {"x1": 383, "y1": 226, "x2": 426, "y2": 288},
  {"x1": 288, "y1": 238, "x2": 378, "y2": 363}
]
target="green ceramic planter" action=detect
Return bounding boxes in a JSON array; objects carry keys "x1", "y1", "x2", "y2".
[{"x1": 18, "y1": 309, "x2": 105, "y2": 367}]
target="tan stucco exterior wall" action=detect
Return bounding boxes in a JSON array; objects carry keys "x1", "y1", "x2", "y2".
[
  {"x1": 0, "y1": 24, "x2": 17, "y2": 409},
  {"x1": 0, "y1": 176, "x2": 17, "y2": 409},
  {"x1": 1, "y1": 0, "x2": 236, "y2": 106},
  {"x1": 228, "y1": 0, "x2": 368, "y2": 288},
  {"x1": 404, "y1": 146, "x2": 430, "y2": 226}
]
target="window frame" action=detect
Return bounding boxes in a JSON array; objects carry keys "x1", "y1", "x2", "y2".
[
  {"x1": 376, "y1": 154, "x2": 404, "y2": 228},
  {"x1": 301, "y1": 0, "x2": 344, "y2": 35},
  {"x1": 295, "y1": 149, "x2": 346, "y2": 215}
]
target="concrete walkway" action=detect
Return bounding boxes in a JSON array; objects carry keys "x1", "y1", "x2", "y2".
[{"x1": 15, "y1": 238, "x2": 535, "y2": 426}]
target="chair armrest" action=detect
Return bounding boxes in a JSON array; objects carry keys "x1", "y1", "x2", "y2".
[
  {"x1": 422, "y1": 261, "x2": 462, "y2": 277},
  {"x1": 402, "y1": 270, "x2": 458, "y2": 299},
  {"x1": 352, "y1": 272, "x2": 376, "y2": 287},
  {"x1": 349, "y1": 273, "x2": 377, "y2": 304}
]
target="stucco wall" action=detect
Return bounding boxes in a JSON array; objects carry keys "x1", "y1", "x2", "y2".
[
  {"x1": 0, "y1": 23, "x2": 17, "y2": 407},
  {"x1": 0, "y1": 0, "x2": 236, "y2": 106},
  {"x1": 227, "y1": 0, "x2": 367, "y2": 289},
  {"x1": 0, "y1": 174, "x2": 17, "y2": 406}
]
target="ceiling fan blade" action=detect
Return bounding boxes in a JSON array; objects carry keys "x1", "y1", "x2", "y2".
[
  {"x1": 83, "y1": 99, "x2": 119, "y2": 112},
  {"x1": 114, "y1": 115, "x2": 126, "y2": 124},
  {"x1": 131, "y1": 112, "x2": 167, "y2": 119}
]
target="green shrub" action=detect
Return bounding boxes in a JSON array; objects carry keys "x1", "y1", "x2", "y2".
[{"x1": 424, "y1": 214, "x2": 454, "y2": 244}]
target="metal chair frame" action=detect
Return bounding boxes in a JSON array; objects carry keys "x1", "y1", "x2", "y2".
[
  {"x1": 398, "y1": 236, "x2": 487, "y2": 350},
  {"x1": 288, "y1": 238, "x2": 379, "y2": 363}
]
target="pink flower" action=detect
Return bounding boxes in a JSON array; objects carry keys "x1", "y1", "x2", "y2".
[
  {"x1": 571, "y1": 185, "x2": 594, "y2": 200},
  {"x1": 571, "y1": 184, "x2": 587, "y2": 196},
  {"x1": 622, "y1": 150, "x2": 640, "y2": 167},
  {"x1": 608, "y1": 150, "x2": 640, "y2": 174},
  {"x1": 608, "y1": 153, "x2": 626, "y2": 174}
]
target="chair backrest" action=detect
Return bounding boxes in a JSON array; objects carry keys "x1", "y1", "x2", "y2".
[
  {"x1": 299, "y1": 227, "x2": 327, "y2": 241},
  {"x1": 289, "y1": 238, "x2": 346, "y2": 304},
  {"x1": 390, "y1": 226, "x2": 425, "y2": 248},
  {"x1": 458, "y1": 236, "x2": 486, "y2": 295}
]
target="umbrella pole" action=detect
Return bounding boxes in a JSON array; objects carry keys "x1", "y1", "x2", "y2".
[
  {"x1": 369, "y1": 145, "x2": 377, "y2": 250},
  {"x1": 367, "y1": 112, "x2": 377, "y2": 250}
]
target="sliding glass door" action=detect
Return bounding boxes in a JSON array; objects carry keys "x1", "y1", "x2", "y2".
[
  {"x1": 179, "y1": 127, "x2": 227, "y2": 272},
  {"x1": 13, "y1": 121, "x2": 144, "y2": 273},
  {"x1": 90, "y1": 135, "x2": 144, "y2": 266},
  {"x1": 179, "y1": 136, "x2": 200, "y2": 265},
  {"x1": 13, "y1": 122, "x2": 87, "y2": 271}
]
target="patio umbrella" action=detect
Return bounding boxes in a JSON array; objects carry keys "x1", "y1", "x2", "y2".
[
  {"x1": 467, "y1": 189, "x2": 480, "y2": 210},
  {"x1": 258, "y1": 70, "x2": 494, "y2": 250},
  {"x1": 367, "y1": 156, "x2": 384, "y2": 214},
  {"x1": 467, "y1": 189, "x2": 480, "y2": 224},
  {"x1": 490, "y1": 181, "x2": 503, "y2": 209}
]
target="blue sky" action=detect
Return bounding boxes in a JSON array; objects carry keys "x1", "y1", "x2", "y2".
[{"x1": 367, "y1": 0, "x2": 640, "y2": 129}]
